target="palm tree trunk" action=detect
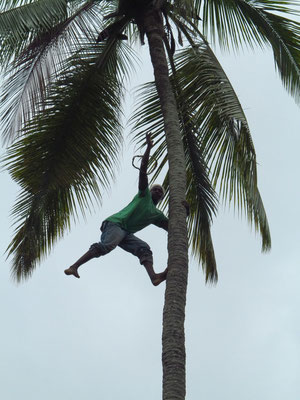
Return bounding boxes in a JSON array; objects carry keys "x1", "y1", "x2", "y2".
[{"x1": 143, "y1": 9, "x2": 189, "y2": 400}]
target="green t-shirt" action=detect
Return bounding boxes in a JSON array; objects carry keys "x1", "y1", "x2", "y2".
[{"x1": 105, "y1": 188, "x2": 168, "y2": 233}]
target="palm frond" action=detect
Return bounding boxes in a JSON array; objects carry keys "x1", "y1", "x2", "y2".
[
  {"x1": 0, "y1": 1, "x2": 37, "y2": 9},
  {"x1": 175, "y1": 42, "x2": 271, "y2": 251},
  {"x1": 3, "y1": 38, "x2": 135, "y2": 281},
  {"x1": 132, "y1": 36, "x2": 271, "y2": 260},
  {"x1": 130, "y1": 81, "x2": 167, "y2": 178},
  {"x1": 163, "y1": 34, "x2": 219, "y2": 282},
  {"x1": 200, "y1": 0, "x2": 300, "y2": 103},
  {"x1": 167, "y1": 1, "x2": 203, "y2": 44},
  {"x1": 0, "y1": 0, "x2": 69, "y2": 64},
  {"x1": 200, "y1": 0, "x2": 269, "y2": 49},
  {"x1": 245, "y1": 1, "x2": 300, "y2": 103},
  {"x1": 166, "y1": 0, "x2": 201, "y2": 24},
  {"x1": 1, "y1": 1, "x2": 106, "y2": 144},
  {"x1": 184, "y1": 133, "x2": 218, "y2": 283}
]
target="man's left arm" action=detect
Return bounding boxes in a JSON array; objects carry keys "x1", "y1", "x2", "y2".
[
  {"x1": 157, "y1": 201, "x2": 190, "y2": 232},
  {"x1": 160, "y1": 219, "x2": 169, "y2": 232}
]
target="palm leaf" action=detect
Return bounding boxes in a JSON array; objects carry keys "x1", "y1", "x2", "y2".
[
  {"x1": 1, "y1": 1, "x2": 106, "y2": 144},
  {"x1": 132, "y1": 38, "x2": 271, "y2": 261},
  {"x1": 3, "y1": 38, "x2": 134, "y2": 281},
  {"x1": 184, "y1": 134, "x2": 218, "y2": 283},
  {"x1": 200, "y1": 0, "x2": 300, "y2": 103},
  {"x1": 175, "y1": 42, "x2": 271, "y2": 251},
  {"x1": 0, "y1": 0, "x2": 69, "y2": 64},
  {"x1": 163, "y1": 34, "x2": 219, "y2": 282}
]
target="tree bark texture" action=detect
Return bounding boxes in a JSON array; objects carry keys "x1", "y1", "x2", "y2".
[{"x1": 143, "y1": 10, "x2": 189, "y2": 400}]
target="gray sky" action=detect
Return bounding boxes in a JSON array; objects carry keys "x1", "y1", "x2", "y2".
[{"x1": 1, "y1": 40, "x2": 300, "y2": 399}]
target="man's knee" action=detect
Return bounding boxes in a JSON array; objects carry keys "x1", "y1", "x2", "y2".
[
  {"x1": 89, "y1": 242, "x2": 116, "y2": 258},
  {"x1": 89, "y1": 243, "x2": 102, "y2": 258},
  {"x1": 137, "y1": 246, "x2": 153, "y2": 265}
]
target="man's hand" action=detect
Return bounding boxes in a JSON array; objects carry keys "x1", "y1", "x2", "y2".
[
  {"x1": 146, "y1": 132, "x2": 154, "y2": 149},
  {"x1": 139, "y1": 132, "x2": 153, "y2": 192}
]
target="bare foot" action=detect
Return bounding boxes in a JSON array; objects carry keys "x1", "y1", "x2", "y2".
[
  {"x1": 152, "y1": 268, "x2": 168, "y2": 286},
  {"x1": 64, "y1": 265, "x2": 80, "y2": 279}
]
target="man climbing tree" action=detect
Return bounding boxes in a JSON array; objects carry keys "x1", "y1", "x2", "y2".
[{"x1": 64, "y1": 133, "x2": 170, "y2": 286}]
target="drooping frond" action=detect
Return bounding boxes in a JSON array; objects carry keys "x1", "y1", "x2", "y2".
[
  {"x1": 162, "y1": 0, "x2": 205, "y2": 52},
  {"x1": 0, "y1": 0, "x2": 69, "y2": 65},
  {"x1": 175, "y1": 42, "x2": 271, "y2": 251},
  {"x1": 130, "y1": 81, "x2": 167, "y2": 183},
  {"x1": 184, "y1": 133, "x2": 218, "y2": 283},
  {"x1": 164, "y1": 34, "x2": 219, "y2": 283},
  {"x1": 132, "y1": 35, "x2": 272, "y2": 262},
  {"x1": 1, "y1": 1, "x2": 106, "y2": 144},
  {"x1": 0, "y1": 1, "x2": 39, "y2": 9},
  {"x1": 200, "y1": 0, "x2": 300, "y2": 103},
  {"x1": 3, "y1": 39, "x2": 135, "y2": 281}
]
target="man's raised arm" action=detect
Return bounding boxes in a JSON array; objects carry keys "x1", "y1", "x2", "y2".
[{"x1": 138, "y1": 133, "x2": 154, "y2": 192}]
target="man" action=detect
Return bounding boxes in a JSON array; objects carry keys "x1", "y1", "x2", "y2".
[{"x1": 64, "y1": 133, "x2": 169, "y2": 286}]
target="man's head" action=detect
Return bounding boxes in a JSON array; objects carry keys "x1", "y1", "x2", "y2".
[{"x1": 150, "y1": 184, "x2": 165, "y2": 204}]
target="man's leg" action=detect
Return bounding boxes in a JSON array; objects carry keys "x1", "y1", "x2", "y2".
[
  {"x1": 64, "y1": 248, "x2": 98, "y2": 278},
  {"x1": 64, "y1": 222, "x2": 127, "y2": 278},
  {"x1": 142, "y1": 260, "x2": 168, "y2": 286},
  {"x1": 118, "y1": 234, "x2": 168, "y2": 286}
]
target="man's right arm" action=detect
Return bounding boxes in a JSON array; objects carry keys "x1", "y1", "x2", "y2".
[{"x1": 138, "y1": 133, "x2": 154, "y2": 192}]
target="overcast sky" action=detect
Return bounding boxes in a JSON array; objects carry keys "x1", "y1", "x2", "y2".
[{"x1": 1, "y1": 32, "x2": 300, "y2": 400}]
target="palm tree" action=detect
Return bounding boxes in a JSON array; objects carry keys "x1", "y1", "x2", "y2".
[{"x1": 1, "y1": 1, "x2": 299, "y2": 399}]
